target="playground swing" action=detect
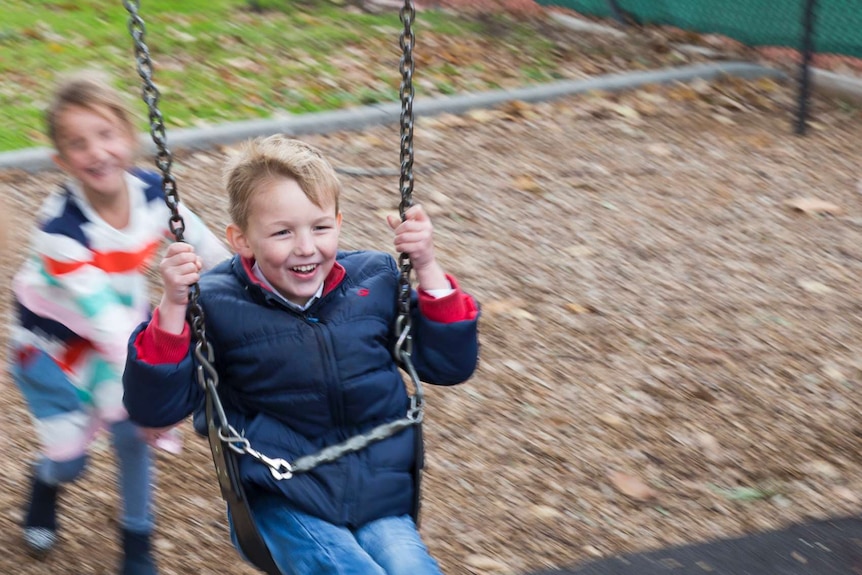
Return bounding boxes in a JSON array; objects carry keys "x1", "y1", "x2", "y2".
[{"x1": 121, "y1": 2, "x2": 424, "y2": 574}]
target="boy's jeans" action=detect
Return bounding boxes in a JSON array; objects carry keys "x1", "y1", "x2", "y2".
[{"x1": 230, "y1": 494, "x2": 443, "y2": 575}]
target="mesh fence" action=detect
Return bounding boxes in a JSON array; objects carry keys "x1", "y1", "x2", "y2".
[{"x1": 534, "y1": 0, "x2": 862, "y2": 58}]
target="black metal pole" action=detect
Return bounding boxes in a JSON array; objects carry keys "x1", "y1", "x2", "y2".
[
  {"x1": 795, "y1": 0, "x2": 818, "y2": 135},
  {"x1": 607, "y1": 0, "x2": 629, "y2": 26}
]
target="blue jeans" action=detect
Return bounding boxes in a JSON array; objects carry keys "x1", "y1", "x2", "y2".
[{"x1": 230, "y1": 495, "x2": 443, "y2": 575}]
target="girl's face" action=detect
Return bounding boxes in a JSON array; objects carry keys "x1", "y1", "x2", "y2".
[
  {"x1": 227, "y1": 177, "x2": 342, "y2": 307},
  {"x1": 52, "y1": 104, "x2": 135, "y2": 204}
]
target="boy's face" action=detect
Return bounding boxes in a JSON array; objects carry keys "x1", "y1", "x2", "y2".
[
  {"x1": 52, "y1": 104, "x2": 135, "y2": 203},
  {"x1": 227, "y1": 177, "x2": 342, "y2": 307}
]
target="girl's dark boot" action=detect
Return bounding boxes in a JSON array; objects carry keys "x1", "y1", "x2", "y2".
[
  {"x1": 121, "y1": 528, "x2": 158, "y2": 575},
  {"x1": 23, "y1": 476, "x2": 59, "y2": 555}
]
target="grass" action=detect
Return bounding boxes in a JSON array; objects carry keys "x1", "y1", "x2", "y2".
[{"x1": 0, "y1": 0, "x2": 560, "y2": 152}]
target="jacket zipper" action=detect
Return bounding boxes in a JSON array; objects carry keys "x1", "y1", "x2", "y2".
[{"x1": 303, "y1": 313, "x2": 345, "y2": 437}]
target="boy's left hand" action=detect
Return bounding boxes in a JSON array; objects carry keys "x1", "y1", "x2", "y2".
[{"x1": 387, "y1": 204, "x2": 436, "y2": 271}]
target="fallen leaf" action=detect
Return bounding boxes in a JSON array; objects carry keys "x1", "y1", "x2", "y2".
[
  {"x1": 785, "y1": 197, "x2": 842, "y2": 215},
  {"x1": 466, "y1": 109, "x2": 499, "y2": 124},
  {"x1": 582, "y1": 545, "x2": 603, "y2": 557},
  {"x1": 695, "y1": 432, "x2": 725, "y2": 464},
  {"x1": 565, "y1": 303, "x2": 595, "y2": 314},
  {"x1": 604, "y1": 102, "x2": 642, "y2": 121},
  {"x1": 465, "y1": 554, "x2": 508, "y2": 571},
  {"x1": 598, "y1": 413, "x2": 624, "y2": 427},
  {"x1": 513, "y1": 174, "x2": 542, "y2": 194},
  {"x1": 500, "y1": 99, "x2": 534, "y2": 119},
  {"x1": 708, "y1": 484, "x2": 778, "y2": 501},
  {"x1": 803, "y1": 460, "x2": 840, "y2": 479},
  {"x1": 531, "y1": 504, "x2": 563, "y2": 519},
  {"x1": 712, "y1": 113, "x2": 737, "y2": 126},
  {"x1": 821, "y1": 364, "x2": 846, "y2": 383},
  {"x1": 225, "y1": 57, "x2": 264, "y2": 73},
  {"x1": 797, "y1": 279, "x2": 833, "y2": 294},
  {"x1": 608, "y1": 471, "x2": 657, "y2": 501},
  {"x1": 833, "y1": 486, "x2": 860, "y2": 504},
  {"x1": 510, "y1": 308, "x2": 537, "y2": 320},
  {"x1": 482, "y1": 298, "x2": 526, "y2": 315},
  {"x1": 564, "y1": 245, "x2": 595, "y2": 258},
  {"x1": 646, "y1": 143, "x2": 673, "y2": 157}
]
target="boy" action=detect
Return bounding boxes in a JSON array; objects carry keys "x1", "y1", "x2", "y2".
[{"x1": 123, "y1": 135, "x2": 480, "y2": 574}]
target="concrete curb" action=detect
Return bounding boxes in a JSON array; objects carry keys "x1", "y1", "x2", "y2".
[
  {"x1": 0, "y1": 61, "x2": 785, "y2": 174},
  {"x1": 810, "y1": 68, "x2": 862, "y2": 105}
]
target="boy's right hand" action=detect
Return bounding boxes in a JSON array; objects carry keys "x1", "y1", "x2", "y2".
[{"x1": 159, "y1": 242, "x2": 203, "y2": 306}]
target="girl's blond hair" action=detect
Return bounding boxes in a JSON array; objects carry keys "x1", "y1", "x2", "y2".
[
  {"x1": 46, "y1": 70, "x2": 137, "y2": 149},
  {"x1": 224, "y1": 135, "x2": 342, "y2": 229}
]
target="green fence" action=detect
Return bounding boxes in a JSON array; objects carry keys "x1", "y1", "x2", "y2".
[{"x1": 535, "y1": 0, "x2": 862, "y2": 58}]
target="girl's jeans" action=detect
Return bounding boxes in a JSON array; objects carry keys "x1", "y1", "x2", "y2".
[{"x1": 231, "y1": 494, "x2": 443, "y2": 575}]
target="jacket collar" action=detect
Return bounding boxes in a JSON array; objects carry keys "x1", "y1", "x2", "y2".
[{"x1": 237, "y1": 256, "x2": 346, "y2": 300}]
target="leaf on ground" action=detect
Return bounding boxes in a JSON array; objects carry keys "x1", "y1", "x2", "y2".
[
  {"x1": 565, "y1": 302, "x2": 596, "y2": 314},
  {"x1": 708, "y1": 484, "x2": 778, "y2": 501},
  {"x1": 167, "y1": 28, "x2": 197, "y2": 43},
  {"x1": 500, "y1": 99, "x2": 536, "y2": 120},
  {"x1": 483, "y1": 298, "x2": 528, "y2": 316},
  {"x1": 712, "y1": 113, "x2": 737, "y2": 125},
  {"x1": 716, "y1": 94, "x2": 746, "y2": 111},
  {"x1": 603, "y1": 102, "x2": 642, "y2": 121},
  {"x1": 666, "y1": 83, "x2": 704, "y2": 103},
  {"x1": 513, "y1": 174, "x2": 542, "y2": 194},
  {"x1": 465, "y1": 554, "x2": 508, "y2": 572},
  {"x1": 530, "y1": 504, "x2": 563, "y2": 520},
  {"x1": 466, "y1": 109, "x2": 501, "y2": 124},
  {"x1": 743, "y1": 134, "x2": 774, "y2": 149},
  {"x1": 564, "y1": 245, "x2": 595, "y2": 258},
  {"x1": 421, "y1": 113, "x2": 470, "y2": 130},
  {"x1": 754, "y1": 77, "x2": 781, "y2": 92},
  {"x1": 785, "y1": 197, "x2": 843, "y2": 216},
  {"x1": 833, "y1": 486, "x2": 860, "y2": 504},
  {"x1": 695, "y1": 432, "x2": 725, "y2": 464},
  {"x1": 797, "y1": 279, "x2": 833, "y2": 294},
  {"x1": 608, "y1": 471, "x2": 657, "y2": 501},
  {"x1": 646, "y1": 143, "x2": 673, "y2": 157},
  {"x1": 597, "y1": 413, "x2": 625, "y2": 427},
  {"x1": 225, "y1": 57, "x2": 264, "y2": 73},
  {"x1": 802, "y1": 459, "x2": 841, "y2": 479}
]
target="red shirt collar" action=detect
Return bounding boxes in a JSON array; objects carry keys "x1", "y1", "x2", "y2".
[{"x1": 239, "y1": 256, "x2": 346, "y2": 298}]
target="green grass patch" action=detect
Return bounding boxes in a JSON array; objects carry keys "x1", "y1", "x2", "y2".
[{"x1": 0, "y1": 0, "x2": 561, "y2": 152}]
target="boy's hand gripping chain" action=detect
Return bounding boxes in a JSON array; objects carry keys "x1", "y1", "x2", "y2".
[{"x1": 124, "y1": 0, "x2": 424, "y2": 481}]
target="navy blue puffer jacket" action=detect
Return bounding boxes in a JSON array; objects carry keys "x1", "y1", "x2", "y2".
[{"x1": 123, "y1": 250, "x2": 479, "y2": 527}]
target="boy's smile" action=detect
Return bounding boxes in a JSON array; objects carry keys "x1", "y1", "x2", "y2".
[{"x1": 228, "y1": 177, "x2": 342, "y2": 307}]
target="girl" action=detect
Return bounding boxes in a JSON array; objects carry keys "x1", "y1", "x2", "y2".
[{"x1": 10, "y1": 71, "x2": 229, "y2": 575}]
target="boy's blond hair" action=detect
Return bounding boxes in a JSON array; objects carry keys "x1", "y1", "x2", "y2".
[
  {"x1": 46, "y1": 70, "x2": 138, "y2": 149},
  {"x1": 224, "y1": 135, "x2": 342, "y2": 230}
]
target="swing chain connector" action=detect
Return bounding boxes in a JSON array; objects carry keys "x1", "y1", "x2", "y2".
[
  {"x1": 214, "y1": 426, "x2": 295, "y2": 481},
  {"x1": 407, "y1": 394, "x2": 424, "y2": 423},
  {"x1": 193, "y1": 339, "x2": 218, "y2": 390}
]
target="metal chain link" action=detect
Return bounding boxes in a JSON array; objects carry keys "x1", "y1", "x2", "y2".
[
  {"x1": 123, "y1": 0, "x2": 423, "y2": 481},
  {"x1": 393, "y1": 0, "x2": 425, "y2": 419}
]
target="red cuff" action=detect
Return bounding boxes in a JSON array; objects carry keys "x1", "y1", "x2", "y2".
[
  {"x1": 134, "y1": 307, "x2": 192, "y2": 365},
  {"x1": 417, "y1": 274, "x2": 479, "y2": 323}
]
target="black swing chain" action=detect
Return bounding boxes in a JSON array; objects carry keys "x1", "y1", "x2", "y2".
[
  {"x1": 394, "y1": 0, "x2": 425, "y2": 422},
  {"x1": 123, "y1": 0, "x2": 424, "y2": 480}
]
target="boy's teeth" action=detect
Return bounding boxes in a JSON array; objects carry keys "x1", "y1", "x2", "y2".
[{"x1": 292, "y1": 265, "x2": 316, "y2": 272}]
